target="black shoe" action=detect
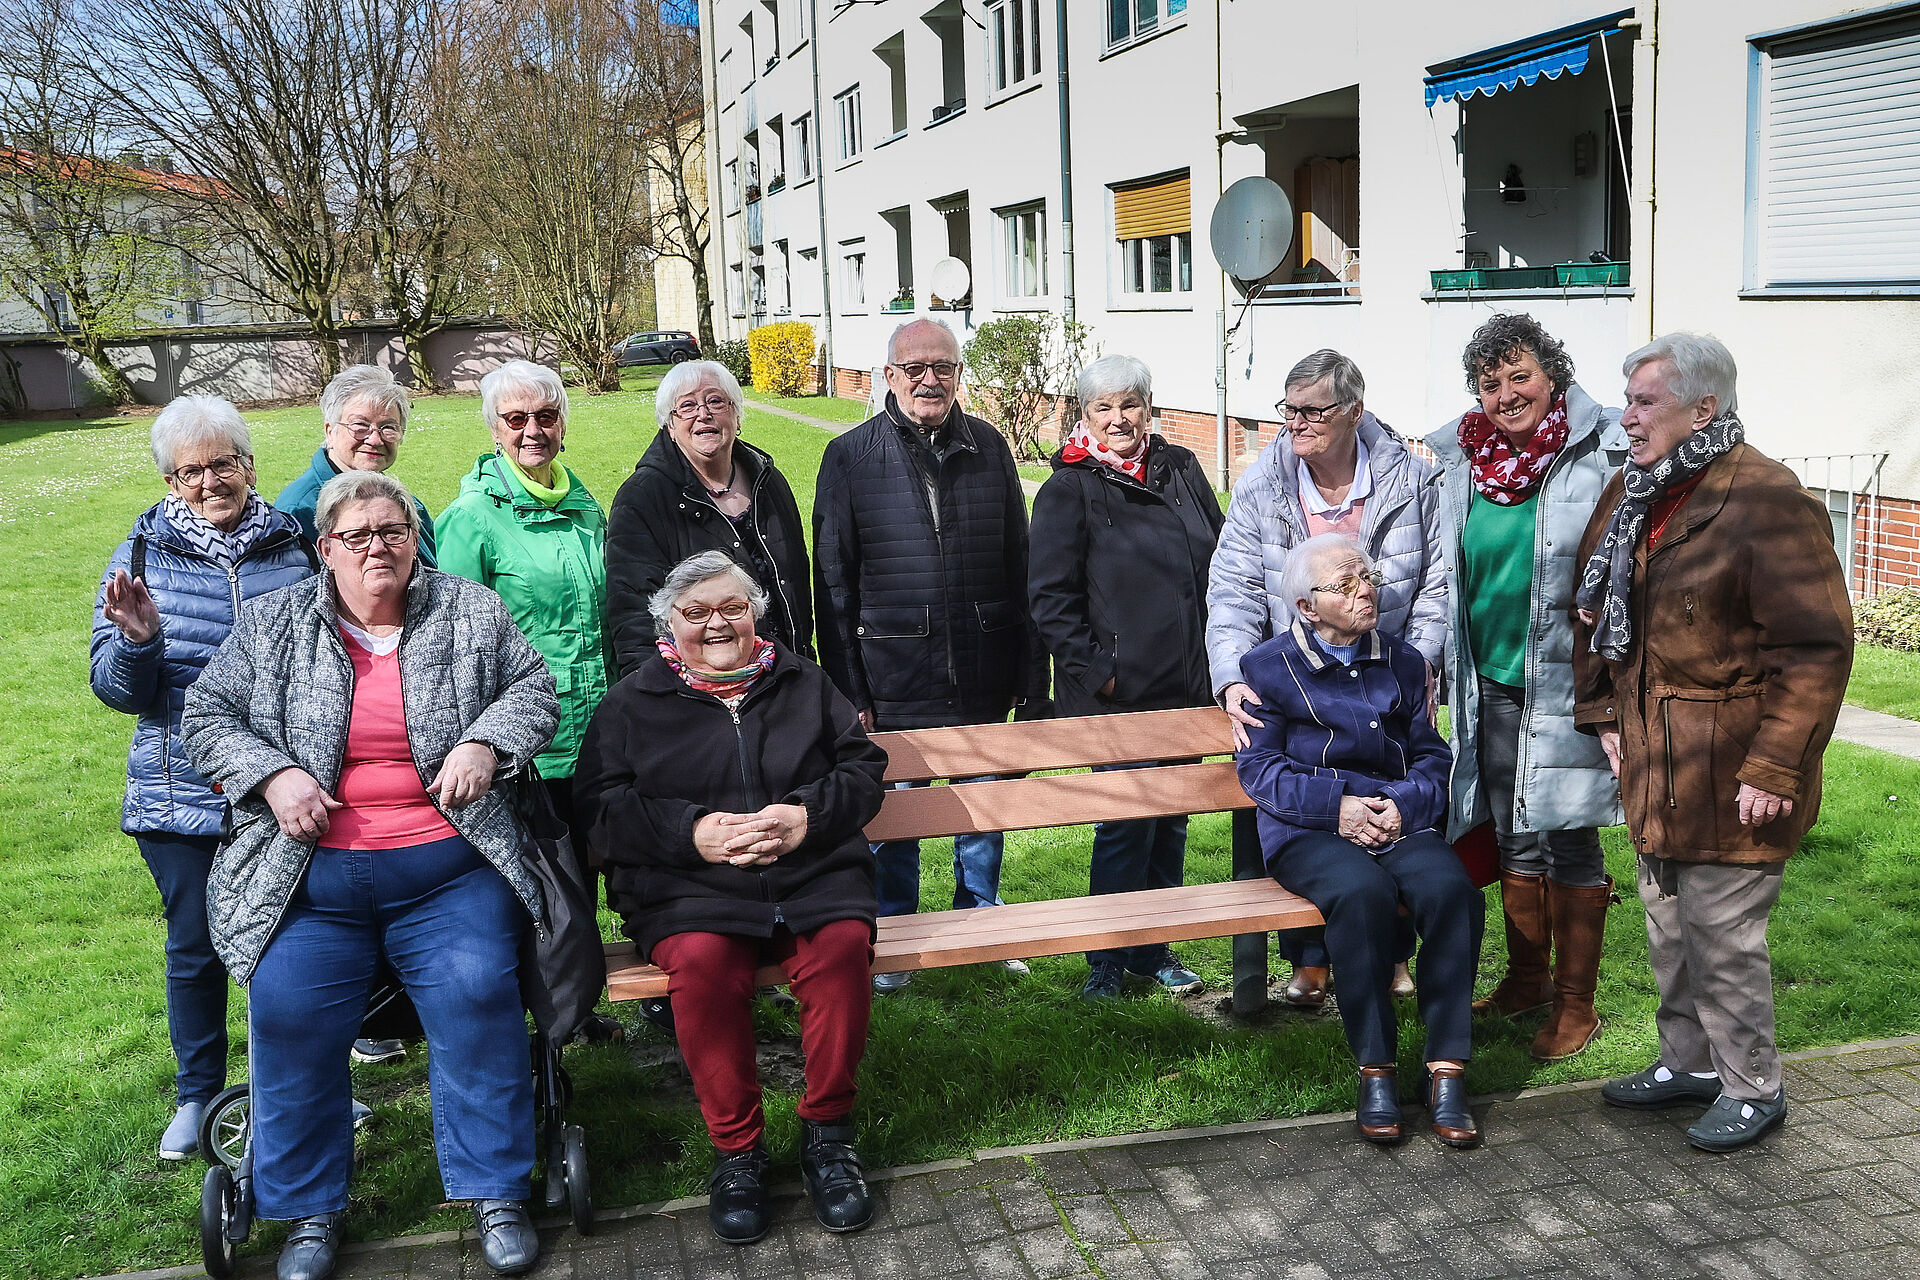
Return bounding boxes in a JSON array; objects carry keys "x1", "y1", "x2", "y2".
[
  {"x1": 350, "y1": 1037, "x2": 406, "y2": 1064},
  {"x1": 1601, "y1": 1061, "x2": 1723, "y2": 1110},
  {"x1": 1355, "y1": 1066, "x2": 1403, "y2": 1144},
  {"x1": 573, "y1": 1013, "x2": 625, "y2": 1045},
  {"x1": 1081, "y1": 962, "x2": 1125, "y2": 1000},
  {"x1": 708, "y1": 1146, "x2": 771, "y2": 1245},
  {"x1": 276, "y1": 1212, "x2": 342, "y2": 1280},
  {"x1": 1687, "y1": 1091, "x2": 1787, "y2": 1153},
  {"x1": 638, "y1": 997, "x2": 676, "y2": 1034},
  {"x1": 800, "y1": 1120, "x2": 875, "y2": 1233},
  {"x1": 1424, "y1": 1066, "x2": 1481, "y2": 1149},
  {"x1": 472, "y1": 1200, "x2": 538, "y2": 1275}
]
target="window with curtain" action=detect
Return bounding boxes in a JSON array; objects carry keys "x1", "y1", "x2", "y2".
[
  {"x1": 988, "y1": 0, "x2": 1043, "y2": 95},
  {"x1": 835, "y1": 86, "x2": 863, "y2": 161},
  {"x1": 1113, "y1": 172, "x2": 1192, "y2": 294},
  {"x1": 794, "y1": 113, "x2": 814, "y2": 183},
  {"x1": 999, "y1": 203, "x2": 1046, "y2": 298}
]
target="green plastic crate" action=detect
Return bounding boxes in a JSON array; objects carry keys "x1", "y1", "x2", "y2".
[
  {"x1": 1430, "y1": 269, "x2": 1486, "y2": 291},
  {"x1": 1555, "y1": 261, "x2": 1629, "y2": 286}
]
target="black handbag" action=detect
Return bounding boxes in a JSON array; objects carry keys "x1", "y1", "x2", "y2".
[{"x1": 514, "y1": 781, "x2": 604, "y2": 1043}]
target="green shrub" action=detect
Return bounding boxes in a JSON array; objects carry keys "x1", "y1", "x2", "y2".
[
  {"x1": 1857, "y1": 586, "x2": 1920, "y2": 652},
  {"x1": 747, "y1": 321, "x2": 816, "y2": 396},
  {"x1": 713, "y1": 337, "x2": 753, "y2": 387},
  {"x1": 961, "y1": 312, "x2": 1095, "y2": 460}
]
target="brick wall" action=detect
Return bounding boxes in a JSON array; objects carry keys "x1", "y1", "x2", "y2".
[{"x1": 1861, "y1": 493, "x2": 1920, "y2": 593}]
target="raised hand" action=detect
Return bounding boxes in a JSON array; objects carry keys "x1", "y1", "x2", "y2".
[{"x1": 103, "y1": 569, "x2": 161, "y2": 643}]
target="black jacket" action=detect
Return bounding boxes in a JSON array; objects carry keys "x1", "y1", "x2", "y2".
[
  {"x1": 812, "y1": 394, "x2": 1047, "y2": 728},
  {"x1": 1028, "y1": 438, "x2": 1224, "y2": 719},
  {"x1": 574, "y1": 644, "x2": 886, "y2": 959},
  {"x1": 606, "y1": 428, "x2": 813, "y2": 675}
]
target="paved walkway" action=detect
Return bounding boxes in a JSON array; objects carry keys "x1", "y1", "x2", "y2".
[
  {"x1": 1834, "y1": 705, "x2": 1920, "y2": 763},
  {"x1": 140, "y1": 1035, "x2": 1920, "y2": 1280}
]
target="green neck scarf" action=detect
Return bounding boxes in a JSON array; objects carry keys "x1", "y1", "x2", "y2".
[{"x1": 501, "y1": 453, "x2": 571, "y2": 506}]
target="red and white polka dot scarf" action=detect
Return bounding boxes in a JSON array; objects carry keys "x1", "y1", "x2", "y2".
[{"x1": 1456, "y1": 396, "x2": 1569, "y2": 506}]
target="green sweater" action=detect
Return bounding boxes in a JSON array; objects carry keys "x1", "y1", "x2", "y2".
[
  {"x1": 435, "y1": 454, "x2": 611, "y2": 779},
  {"x1": 1459, "y1": 491, "x2": 1538, "y2": 687}
]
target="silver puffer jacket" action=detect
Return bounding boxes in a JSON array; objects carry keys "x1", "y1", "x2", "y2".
[
  {"x1": 1207, "y1": 412, "x2": 1448, "y2": 696},
  {"x1": 182, "y1": 567, "x2": 558, "y2": 984}
]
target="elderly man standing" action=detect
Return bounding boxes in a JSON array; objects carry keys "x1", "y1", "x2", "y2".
[
  {"x1": 277, "y1": 364, "x2": 438, "y2": 568},
  {"x1": 1573, "y1": 333, "x2": 1851, "y2": 1153},
  {"x1": 813, "y1": 318, "x2": 1047, "y2": 994}
]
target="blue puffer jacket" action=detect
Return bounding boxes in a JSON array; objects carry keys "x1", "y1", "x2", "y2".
[{"x1": 90, "y1": 501, "x2": 316, "y2": 837}]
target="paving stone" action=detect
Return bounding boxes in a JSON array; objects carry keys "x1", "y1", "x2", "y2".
[
  {"x1": 1083, "y1": 1146, "x2": 1156, "y2": 1193},
  {"x1": 1108, "y1": 1191, "x2": 1181, "y2": 1243},
  {"x1": 1031, "y1": 1151, "x2": 1102, "y2": 1196},
  {"x1": 1012, "y1": 1225, "x2": 1086, "y2": 1279},
  {"x1": 1057, "y1": 1194, "x2": 1130, "y2": 1247}
]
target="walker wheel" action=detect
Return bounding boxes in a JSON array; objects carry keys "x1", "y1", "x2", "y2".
[
  {"x1": 198, "y1": 1084, "x2": 252, "y2": 1171},
  {"x1": 564, "y1": 1125, "x2": 593, "y2": 1235},
  {"x1": 200, "y1": 1165, "x2": 237, "y2": 1280}
]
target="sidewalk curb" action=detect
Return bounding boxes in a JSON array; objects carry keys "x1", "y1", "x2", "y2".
[{"x1": 94, "y1": 1032, "x2": 1920, "y2": 1280}]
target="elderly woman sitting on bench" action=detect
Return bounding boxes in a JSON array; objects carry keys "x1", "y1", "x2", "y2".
[
  {"x1": 574, "y1": 550, "x2": 887, "y2": 1247},
  {"x1": 1235, "y1": 532, "x2": 1485, "y2": 1148}
]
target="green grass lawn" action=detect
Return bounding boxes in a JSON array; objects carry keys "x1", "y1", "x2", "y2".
[
  {"x1": 4, "y1": 387, "x2": 1920, "y2": 1278},
  {"x1": 1848, "y1": 642, "x2": 1920, "y2": 721}
]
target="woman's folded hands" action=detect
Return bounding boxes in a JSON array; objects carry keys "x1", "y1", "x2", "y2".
[
  {"x1": 1338, "y1": 794, "x2": 1402, "y2": 850},
  {"x1": 694, "y1": 804, "x2": 811, "y2": 867}
]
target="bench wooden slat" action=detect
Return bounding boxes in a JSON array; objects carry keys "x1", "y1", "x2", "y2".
[
  {"x1": 863, "y1": 761, "x2": 1253, "y2": 844},
  {"x1": 871, "y1": 706, "x2": 1235, "y2": 783},
  {"x1": 603, "y1": 880, "x2": 1320, "y2": 1001}
]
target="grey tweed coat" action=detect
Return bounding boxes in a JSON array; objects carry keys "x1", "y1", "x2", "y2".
[{"x1": 182, "y1": 567, "x2": 559, "y2": 984}]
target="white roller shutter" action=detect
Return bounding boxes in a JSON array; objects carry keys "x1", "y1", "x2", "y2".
[{"x1": 1757, "y1": 11, "x2": 1920, "y2": 286}]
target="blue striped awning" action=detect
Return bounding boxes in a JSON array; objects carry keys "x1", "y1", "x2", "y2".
[{"x1": 1424, "y1": 11, "x2": 1633, "y2": 108}]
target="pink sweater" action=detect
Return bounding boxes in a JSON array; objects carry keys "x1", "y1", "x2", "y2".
[{"x1": 327, "y1": 630, "x2": 460, "y2": 850}]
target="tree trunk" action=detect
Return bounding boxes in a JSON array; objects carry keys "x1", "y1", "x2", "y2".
[{"x1": 69, "y1": 334, "x2": 137, "y2": 405}]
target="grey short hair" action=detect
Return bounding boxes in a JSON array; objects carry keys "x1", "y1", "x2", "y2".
[
  {"x1": 314, "y1": 469, "x2": 421, "y2": 540},
  {"x1": 150, "y1": 395, "x2": 252, "y2": 476},
  {"x1": 1076, "y1": 354, "x2": 1153, "y2": 406},
  {"x1": 1285, "y1": 350, "x2": 1366, "y2": 405},
  {"x1": 1281, "y1": 533, "x2": 1373, "y2": 620},
  {"x1": 1622, "y1": 332, "x2": 1739, "y2": 415},
  {"x1": 480, "y1": 359, "x2": 569, "y2": 428},
  {"x1": 320, "y1": 363, "x2": 410, "y2": 429},
  {"x1": 647, "y1": 550, "x2": 770, "y2": 637},
  {"x1": 655, "y1": 359, "x2": 746, "y2": 430},
  {"x1": 886, "y1": 317, "x2": 959, "y2": 364}
]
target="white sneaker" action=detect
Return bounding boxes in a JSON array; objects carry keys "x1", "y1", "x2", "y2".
[
  {"x1": 159, "y1": 1101, "x2": 204, "y2": 1161},
  {"x1": 1000, "y1": 958, "x2": 1031, "y2": 977}
]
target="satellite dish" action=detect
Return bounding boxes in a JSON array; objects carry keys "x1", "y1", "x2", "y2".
[
  {"x1": 1208, "y1": 177, "x2": 1294, "y2": 282},
  {"x1": 929, "y1": 256, "x2": 972, "y2": 306}
]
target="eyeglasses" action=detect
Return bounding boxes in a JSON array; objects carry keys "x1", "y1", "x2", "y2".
[
  {"x1": 1276, "y1": 401, "x2": 1347, "y2": 424},
  {"x1": 328, "y1": 523, "x2": 415, "y2": 553},
  {"x1": 671, "y1": 395, "x2": 735, "y2": 420},
  {"x1": 168, "y1": 453, "x2": 250, "y2": 487},
  {"x1": 498, "y1": 408, "x2": 562, "y2": 430},
  {"x1": 336, "y1": 418, "x2": 403, "y2": 440},
  {"x1": 890, "y1": 360, "x2": 960, "y2": 382},
  {"x1": 675, "y1": 600, "x2": 752, "y2": 624},
  {"x1": 1312, "y1": 569, "x2": 1384, "y2": 598}
]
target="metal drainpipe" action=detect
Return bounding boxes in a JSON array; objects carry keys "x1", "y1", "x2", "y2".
[
  {"x1": 1213, "y1": 0, "x2": 1229, "y2": 491},
  {"x1": 808, "y1": 0, "x2": 835, "y2": 391},
  {"x1": 1055, "y1": 0, "x2": 1074, "y2": 328}
]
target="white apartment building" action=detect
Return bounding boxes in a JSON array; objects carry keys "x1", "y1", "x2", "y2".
[{"x1": 701, "y1": 0, "x2": 1920, "y2": 590}]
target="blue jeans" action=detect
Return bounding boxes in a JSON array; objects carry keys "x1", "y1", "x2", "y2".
[
  {"x1": 248, "y1": 835, "x2": 532, "y2": 1219},
  {"x1": 872, "y1": 779, "x2": 1005, "y2": 918},
  {"x1": 1086, "y1": 763, "x2": 1188, "y2": 973},
  {"x1": 135, "y1": 834, "x2": 229, "y2": 1106}
]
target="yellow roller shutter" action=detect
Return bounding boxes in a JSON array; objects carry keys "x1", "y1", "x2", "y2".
[{"x1": 1113, "y1": 173, "x2": 1191, "y2": 241}]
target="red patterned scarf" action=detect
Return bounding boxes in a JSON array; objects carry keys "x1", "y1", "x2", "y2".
[
  {"x1": 656, "y1": 636, "x2": 777, "y2": 696},
  {"x1": 1456, "y1": 396, "x2": 1570, "y2": 505},
  {"x1": 1059, "y1": 421, "x2": 1149, "y2": 481}
]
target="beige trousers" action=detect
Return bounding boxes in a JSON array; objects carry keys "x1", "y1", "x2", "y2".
[{"x1": 1637, "y1": 854, "x2": 1786, "y2": 1102}]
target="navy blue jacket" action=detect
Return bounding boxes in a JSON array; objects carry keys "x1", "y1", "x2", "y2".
[
  {"x1": 1235, "y1": 620, "x2": 1452, "y2": 870},
  {"x1": 91, "y1": 501, "x2": 316, "y2": 837}
]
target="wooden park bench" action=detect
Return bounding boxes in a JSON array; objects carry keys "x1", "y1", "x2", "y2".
[{"x1": 603, "y1": 706, "x2": 1319, "y2": 1005}]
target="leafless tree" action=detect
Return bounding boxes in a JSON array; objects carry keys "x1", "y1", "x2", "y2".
[
  {"x1": 86, "y1": 0, "x2": 353, "y2": 378},
  {"x1": 440, "y1": 0, "x2": 655, "y2": 391},
  {"x1": 634, "y1": 4, "x2": 714, "y2": 350},
  {"x1": 0, "y1": 0, "x2": 189, "y2": 403}
]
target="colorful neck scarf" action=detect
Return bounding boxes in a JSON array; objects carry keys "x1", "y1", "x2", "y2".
[
  {"x1": 1059, "y1": 421, "x2": 1150, "y2": 481},
  {"x1": 1456, "y1": 395, "x2": 1570, "y2": 506},
  {"x1": 656, "y1": 635, "x2": 777, "y2": 697},
  {"x1": 1576, "y1": 410, "x2": 1746, "y2": 662},
  {"x1": 163, "y1": 491, "x2": 276, "y2": 568}
]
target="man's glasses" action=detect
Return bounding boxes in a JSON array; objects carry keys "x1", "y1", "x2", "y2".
[
  {"x1": 337, "y1": 419, "x2": 403, "y2": 440},
  {"x1": 1312, "y1": 569, "x2": 1384, "y2": 598},
  {"x1": 671, "y1": 395, "x2": 735, "y2": 420},
  {"x1": 891, "y1": 360, "x2": 960, "y2": 382},
  {"x1": 676, "y1": 600, "x2": 752, "y2": 624},
  {"x1": 498, "y1": 408, "x2": 562, "y2": 430},
  {"x1": 1276, "y1": 401, "x2": 1347, "y2": 424},
  {"x1": 168, "y1": 453, "x2": 250, "y2": 487},
  {"x1": 328, "y1": 524, "x2": 415, "y2": 553}
]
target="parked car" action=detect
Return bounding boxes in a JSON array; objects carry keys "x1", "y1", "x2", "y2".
[{"x1": 615, "y1": 331, "x2": 701, "y2": 367}]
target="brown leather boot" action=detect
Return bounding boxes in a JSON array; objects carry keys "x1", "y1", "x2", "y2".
[
  {"x1": 1472, "y1": 871, "x2": 1553, "y2": 1018},
  {"x1": 1532, "y1": 878, "x2": 1613, "y2": 1061},
  {"x1": 1284, "y1": 965, "x2": 1330, "y2": 1008}
]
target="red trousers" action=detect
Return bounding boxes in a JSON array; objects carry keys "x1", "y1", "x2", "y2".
[{"x1": 650, "y1": 918, "x2": 874, "y2": 1153}]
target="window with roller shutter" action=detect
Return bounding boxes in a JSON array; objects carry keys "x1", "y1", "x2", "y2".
[{"x1": 1112, "y1": 171, "x2": 1192, "y2": 295}]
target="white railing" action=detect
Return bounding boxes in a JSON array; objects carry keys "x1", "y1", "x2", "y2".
[{"x1": 1781, "y1": 452, "x2": 1889, "y2": 599}]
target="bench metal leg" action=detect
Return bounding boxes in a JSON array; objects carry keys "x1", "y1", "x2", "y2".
[{"x1": 1230, "y1": 808, "x2": 1271, "y2": 1016}]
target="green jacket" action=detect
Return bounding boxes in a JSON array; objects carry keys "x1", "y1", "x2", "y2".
[
  {"x1": 274, "y1": 446, "x2": 438, "y2": 566},
  {"x1": 436, "y1": 453, "x2": 611, "y2": 779}
]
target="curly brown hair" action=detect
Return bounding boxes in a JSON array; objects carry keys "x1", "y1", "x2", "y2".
[{"x1": 1461, "y1": 313, "x2": 1574, "y2": 398}]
